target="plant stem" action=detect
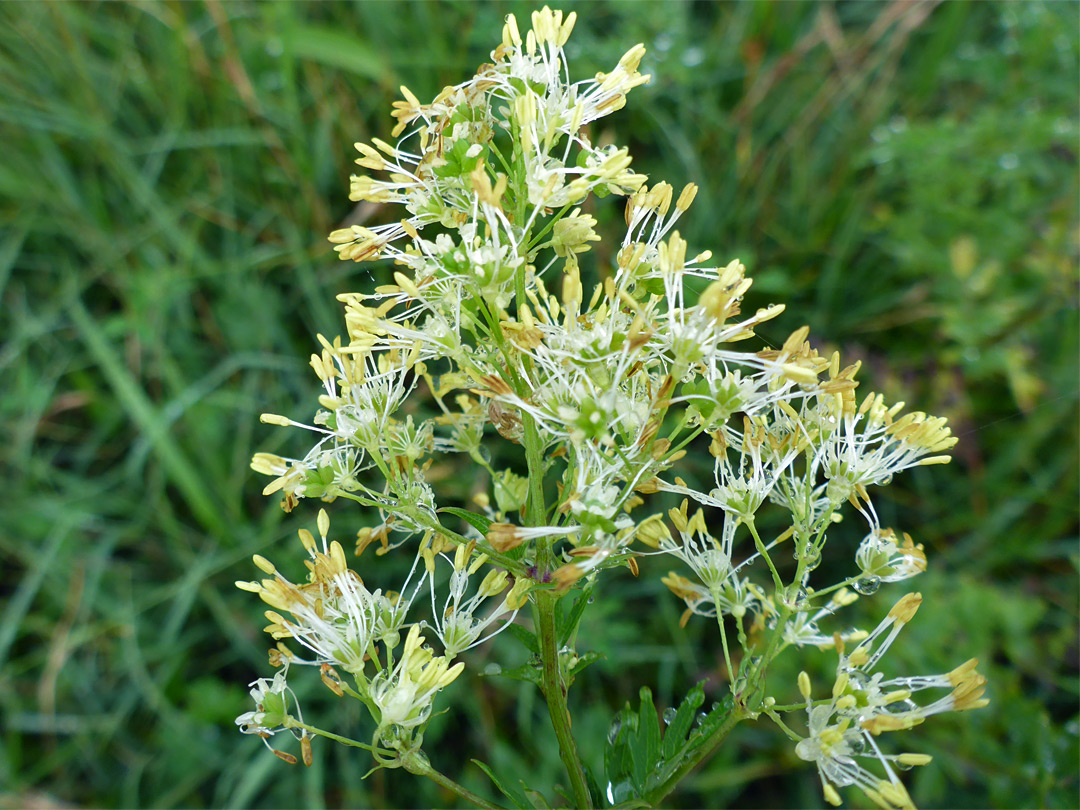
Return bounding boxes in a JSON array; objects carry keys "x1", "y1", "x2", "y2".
[
  {"x1": 284, "y1": 718, "x2": 385, "y2": 754},
  {"x1": 763, "y1": 708, "x2": 803, "y2": 742},
  {"x1": 536, "y1": 590, "x2": 593, "y2": 809},
  {"x1": 517, "y1": 404, "x2": 591, "y2": 808},
  {"x1": 746, "y1": 519, "x2": 785, "y2": 592},
  {"x1": 402, "y1": 750, "x2": 503, "y2": 810}
]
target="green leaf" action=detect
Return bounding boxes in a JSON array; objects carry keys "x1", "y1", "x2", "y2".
[
  {"x1": 603, "y1": 682, "x2": 729, "y2": 804},
  {"x1": 558, "y1": 582, "x2": 594, "y2": 646},
  {"x1": 603, "y1": 702, "x2": 639, "y2": 799},
  {"x1": 437, "y1": 506, "x2": 493, "y2": 535},
  {"x1": 524, "y1": 788, "x2": 553, "y2": 809},
  {"x1": 637, "y1": 687, "x2": 662, "y2": 788},
  {"x1": 494, "y1": 659, "x2": 543, "y2": 687},
  {"x1": 471, "y1": 758, "x2": 530, "y2": 809},
  {"x1": 661, "y1": 683, "x2": 704, "y2": 761},
  {"x1": 695, "y1": 694, "x2": 734, "y2": 740},
  {"x1": 568, "y1": 650, "x2": 604, "y2": 682},
  {"x1": 506, "y1": 622, "x2": 540, "y2": 655}
]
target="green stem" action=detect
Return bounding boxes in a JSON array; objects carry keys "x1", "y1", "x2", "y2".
[
  {"x1": 412, "y1": 507, "x2": 525, "y2": 573},
  {"x1": 711, "y1": 598, "x2": 737, "y2": 684},
  {"x1": 521, "y1": 417, "x2": 549, "y2": 530},
  {"x1": 402, "y1": 750, "x2": 503, "y2": 810},
  {"x1": 518, "y1": 403, "x2": 591, "y2": 808},
  {"x1": 284, "y1": 718, "x2": 386, "y2": 754},
  {"x1": 739, "y1": 602, "x2": 795, "y2": 703},
  {"x1": 804, "y1": 575, "x2": 861, "y2": 600},
  {"x1": 746, "y1": 519, "x2": 785, "y2": 592},
  {"x1": 763, "y1": 708, "x2": 803, "y2": 742},
  {"x1": 524, "y1": 201, "x2": 574, "y2": 254},
  {"x1": 536, "y1": 591, "x2": 593, "y2": 809}
]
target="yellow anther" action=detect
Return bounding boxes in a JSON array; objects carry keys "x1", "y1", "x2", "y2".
[
  {"x1": 252, "y1": 555, "x2": 276, "y2": 575},
  {"x1": 888, "y1": 592, "x2": 922, "y2": 624}
]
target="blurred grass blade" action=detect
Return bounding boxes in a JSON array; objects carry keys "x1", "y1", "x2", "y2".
[
  {"x1": 283, "y1": 25, "x2": 387, "y2": 79},
  {"x1": 66, "y1": 297, "x2": 227, "y2": 538},
  {"x1": 0, "y1": 518, "x2": 70, "y2": 667}
]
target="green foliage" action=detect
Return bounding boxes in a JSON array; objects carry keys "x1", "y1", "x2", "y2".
[
  {"x1": 1, "y1": 1, "x2": 1075, "y2": 808},
  {"x1": 603, "y1": 684, "x2": 733, "y2": 807}
]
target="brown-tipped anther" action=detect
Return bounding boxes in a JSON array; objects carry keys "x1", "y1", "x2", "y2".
[
  {"x1": 301, "y1": 734, "x2": 313, "y2": 767},
  {"x1": 486, "y1": 523, "x2": 527, "y2": 552},
  {"x1": 320, "y1": 664, "x2": 345, "y2": 697}
]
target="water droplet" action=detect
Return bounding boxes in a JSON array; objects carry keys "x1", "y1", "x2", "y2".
[
  {"x1": 607, "y1": 718, "x2": 622, "y2": 745},
  {"x1": 804, "y1": 546, "x2": 822, "y2": 570},
  {"x1": 611, "y1": 780, "x2": 635, "y2": 804},
  {"x1": 888, "y1": 115, "x2": 908, "y2": 134},
  {"x1": 663, "y1": 707, "x2": 677, "y2": 725},
  {"x1": 871, "y1": 125, "x2": 890, "y2": 143},
  {"x1": 847, "y1": 736, "x2": 867, "y2": 755},
  {"x1": 998, "y1": 152, "x2": 1019, "y2": 170},
  {"x1": 654, "y1": 32, "x2": 674, "y2": 53},
  {"x1": 587, "y1": 596, "x2": 595, "y2": 604},
  {"x1": 693, "y1": 711, "x2": 707, "y2": 728},
  {"x1": 681, "y1": 47, "x2": 705, "y2": 68},
  {"x1": 871, "y1": 146, "x2": 894, "y2": 165},
  {"x1": 895, "y1": 759, "x2": 914, "y2": 772},
  {"x1": 605, "y1": 782, "x2": 615, "y2": 805},
  {"x1": 853, "y1": 575, "x2": 880, "y2": 595},
  {"x1": 482, "y1": 663, "x2": 502, "y2": 676},
  {"x1": 710, "y1": 701, "x2": 720, "y2": 712}
]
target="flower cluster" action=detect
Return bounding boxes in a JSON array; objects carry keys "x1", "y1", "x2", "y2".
[
  {"x1": 237, "y1": 8, "x2": 983, "y2": 807},
  {"x1": 795, "y1": 594, "x2": 988, "y2": 808},
  {"x1": 235, "y1": 511, "x2": 523, "y2": 759}
]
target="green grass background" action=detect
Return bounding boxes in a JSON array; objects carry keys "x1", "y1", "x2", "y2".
[{"x1": 1, "y1": 1, "x2": 1077, "y2": 808}]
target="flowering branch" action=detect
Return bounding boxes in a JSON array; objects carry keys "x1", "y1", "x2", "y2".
[{"x1": 234, "y1": 7, "x2": 986, "y2": 809}]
